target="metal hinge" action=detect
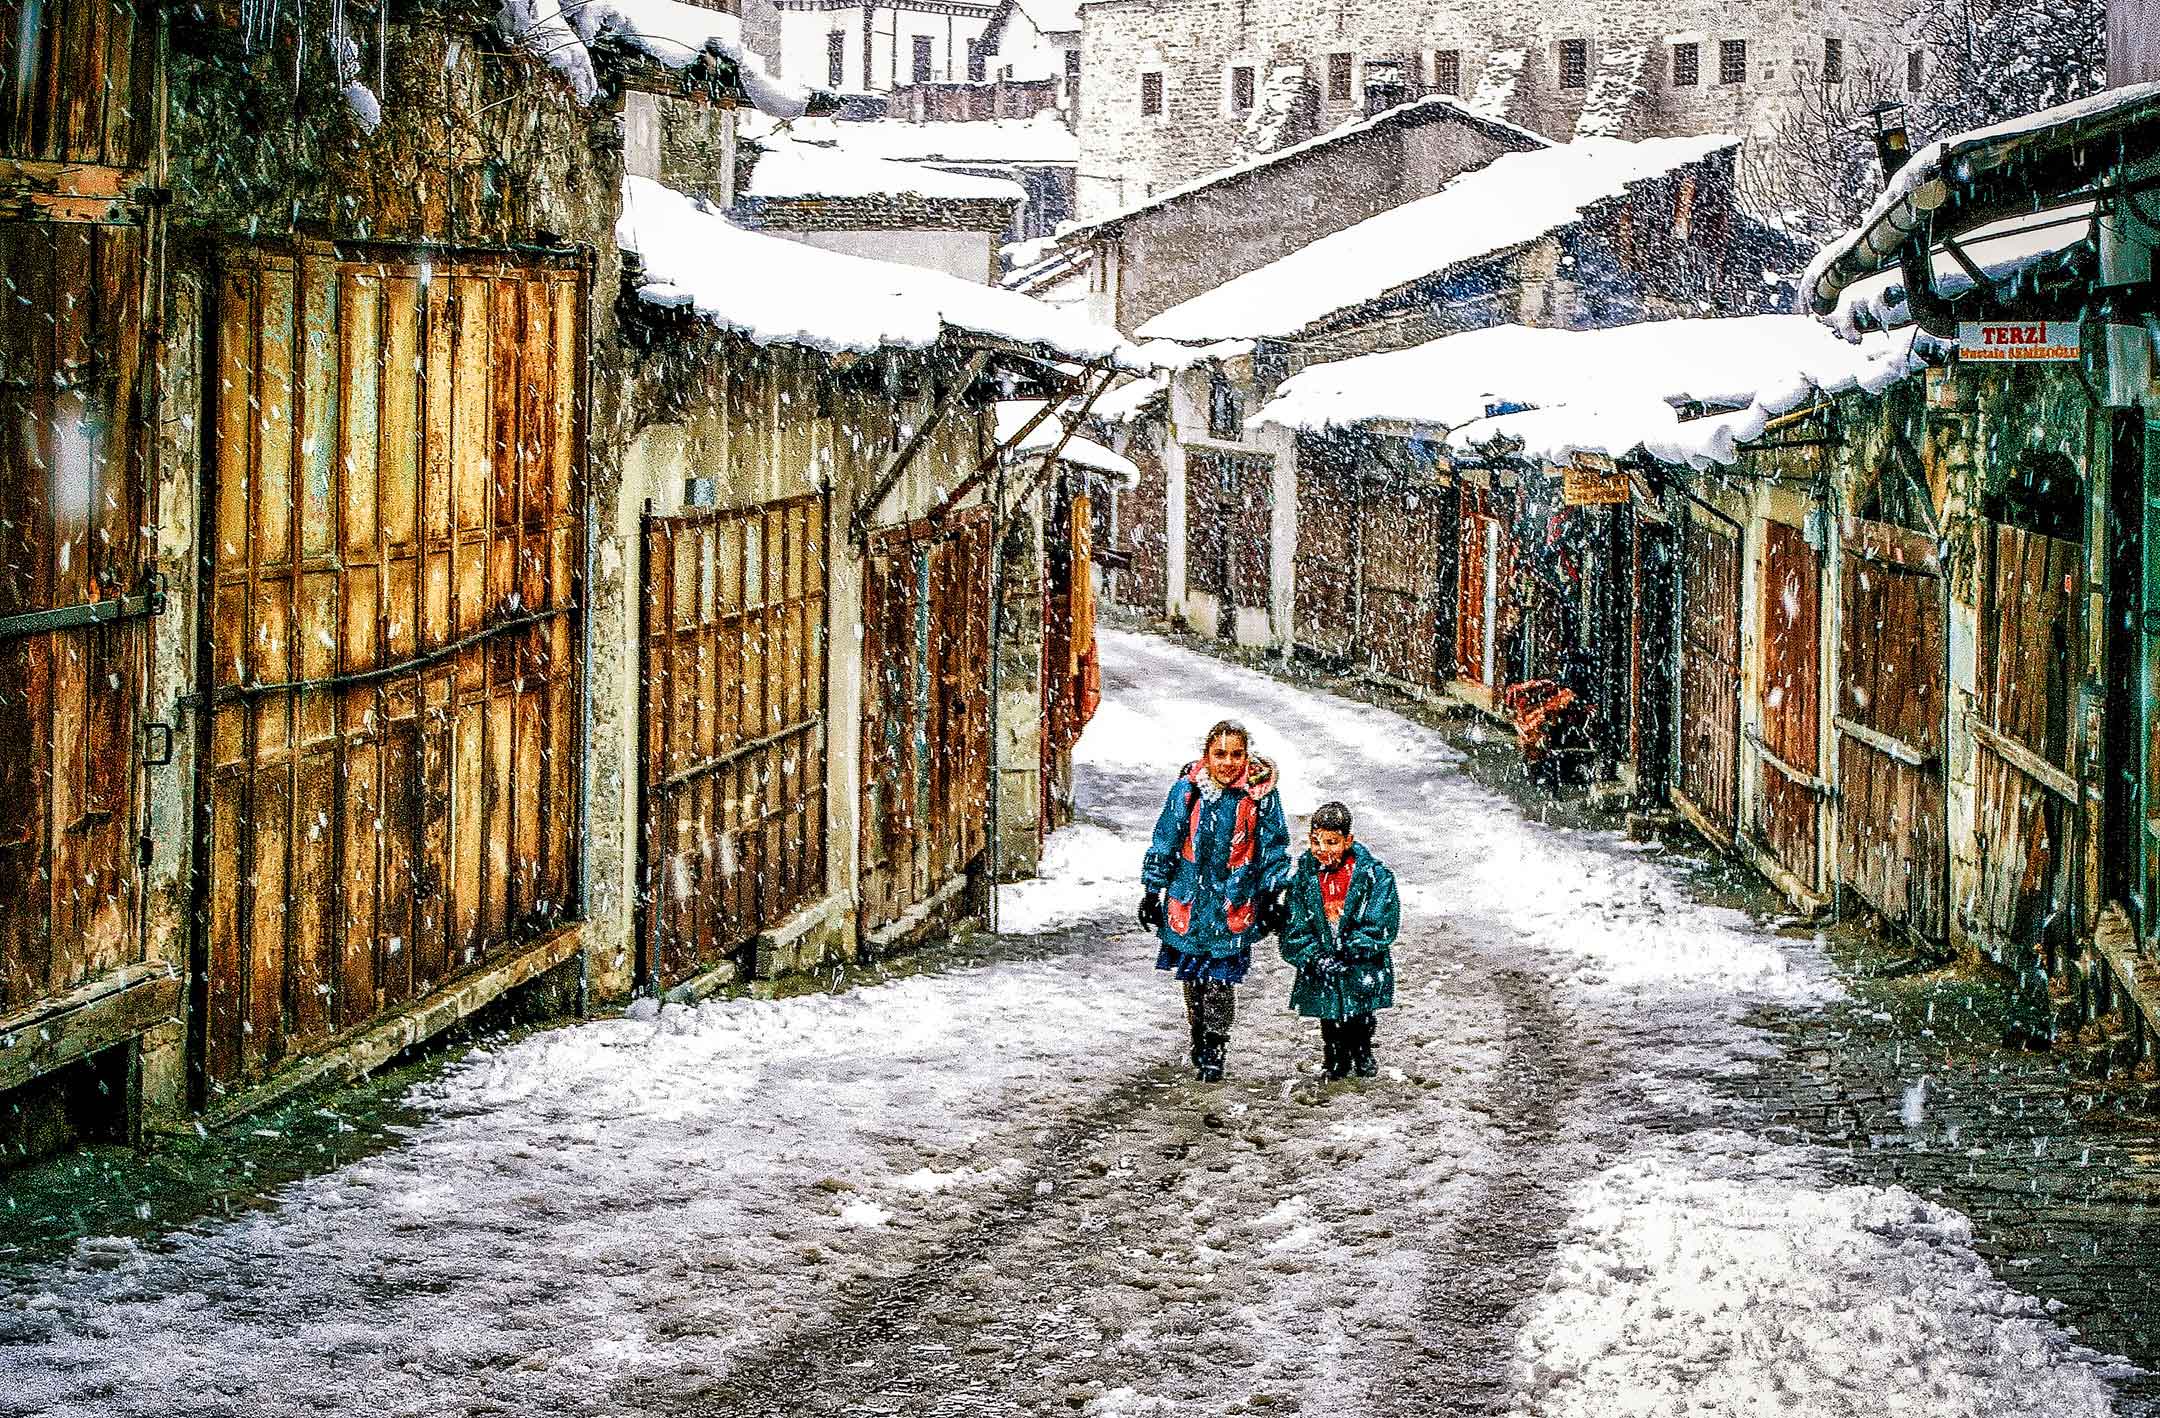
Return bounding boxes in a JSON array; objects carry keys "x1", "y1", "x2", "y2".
[
  {"x1": 0, "y1": 571, "x2": 165, "y2": 644},
  {"x1": 141, "y1": 721, "x2": 174, "y2": 768}
]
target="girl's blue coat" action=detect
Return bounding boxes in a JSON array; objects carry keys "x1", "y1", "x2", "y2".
[
  {"x1": 1142, "y1": 765, "x2": 1291, "y2": 959},
  {"x1": 1277, "y1": 843, "x2": 1400, "y2": 1019}
]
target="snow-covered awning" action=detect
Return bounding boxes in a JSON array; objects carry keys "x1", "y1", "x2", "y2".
[
  {"x1": 1800, "y1": 80, "x2": 2160, "y2": 322},
  {"x1": 498, "y1": 0, "x2": 829, "y2": 116},
  {"x1": 996, "y1": 402, "x2": 1141, "y2": 487},
  {"x1": 1254, "y1": 316, "x2": 1927, "y2": 470},
  {"x1": 618, "y1": 176, "x2": 1145, "y2": 367},
  {"x1": 744, "y1": 135, "x2": 1027, "y2": 203},
  {"x1": 1824, "y1": 201, "x2": 2096, "y2": 337},
  {"x1": 1089, "y1": 374, "x2": 1169, "y2": 425},
  {"x1": 1136, "y1": 134, "x2": 1740, "y2": 344}
]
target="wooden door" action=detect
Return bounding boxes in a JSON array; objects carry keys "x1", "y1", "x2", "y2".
[
  {"x1": 0, "y1": 0, "x2": 161, "y2": 1022},
  {"x1": 1755, "y1": 520, "x2": 1823, "y2": 891},
  {"x1": 0, "y1": 221, "x2": 155, "y2": 1017},
  {"x1": 641, "y1": 496, "x2": 828, "y2": 989},
  {"x1": 1676, "y1": 513, "x2": 1741, "y2": 837},
  {"x1": 197, "y1": 247, "x2": 584, "y2": 1092},
  {"x1": 1835, "y1": 520, "x2": 1948, "y2": 943},
  {"x1": 1455, "y1": 490, "x2": 1508, "y2": 689},
  {"x1": 1971, "y1": 520, "x2": 2082, "y2": 971},
  {"x1": 1363, "y1": 485, "x2": 1452, "y2": 689},
  {"x1": 1293, "y1": 462, "x2": 1357, "y2": 662},
  {"x1": 859, "y1": 510, "x2": 992, "y2": 936}
]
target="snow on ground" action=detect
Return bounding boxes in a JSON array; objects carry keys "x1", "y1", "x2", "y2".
[{"x1": 0, "y1": 628, "x2": 2129, "y2": 1416}]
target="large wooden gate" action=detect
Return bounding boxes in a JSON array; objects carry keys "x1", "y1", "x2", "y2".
[
  {"x1": 641, "y1": 496, "x2": 828, "y2": 989},
  {"x1": 0, "y1": 0, "x2": 164, "y2": 1040},
  {"x1": 1835, "y1": 519, "x2": 1948, "y2": 943},
  {"x1": 1753, "y1": 519, "x2": 1824, "y2": 892},
  {"x1": 1675, "y1": 512, "x2": 1741, "y2": 838},
  {"x1": 1364, "y1": 485, "x2": 1452, "y2": 689},
  {"x1": 1971, "y1": 519, "x2": 2082, "y2": 970},
  {"x1": 860, "y1": 510, "x2": 992, "y2": 936},
  {"x1": 1293, "y1": 463, "x2": 1357, "y2": 661},
  {"x1": 1186, "y1": 450, "x2": 1272, "y2": 634},
  {"x1": 197, "y1": 247, "x2": 584, "y2": 1092}
]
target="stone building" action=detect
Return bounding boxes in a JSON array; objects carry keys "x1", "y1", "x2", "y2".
[
  {"x1": 1072, "y1": 0, "x2": 1915, "y2": 217},
  {"x1": 755, "y1": 0, "x2": 997, "y2": 92},
  {"x1": 1066, "y1": 94, "x2": 1548, "y2": 333}
]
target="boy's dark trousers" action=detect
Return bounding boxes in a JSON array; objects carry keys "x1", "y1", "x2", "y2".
[{"x1": 1321, "y1": 1014, "x2": 1378, "y2": 1080}]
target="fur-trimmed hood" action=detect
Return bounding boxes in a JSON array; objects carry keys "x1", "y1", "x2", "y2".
[{"x1": 1182, "y1": 752, "x2": 1279, "y2": 800}]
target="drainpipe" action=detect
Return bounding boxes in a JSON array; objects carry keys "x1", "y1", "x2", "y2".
[{"x1": 987, "y1": 442, "x2": 1005, "y2": 931}]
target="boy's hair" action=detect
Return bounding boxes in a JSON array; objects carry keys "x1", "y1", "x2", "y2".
[
  {"x1": 1310, "y1": 801, "x2": 1353, "y2": 835},
  {"x1": 1204, "y1": 718, "x2": 1250, "y2": 752}
]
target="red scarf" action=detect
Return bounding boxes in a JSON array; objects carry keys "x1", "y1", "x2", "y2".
[{"x1": 1319, "y1": 856, "x2": 1354, "y2": 924}]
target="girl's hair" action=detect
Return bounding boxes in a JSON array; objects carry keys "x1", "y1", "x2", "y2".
[{"x1": 1204, "y1": 718, "x2": 1250, "y2": 752}]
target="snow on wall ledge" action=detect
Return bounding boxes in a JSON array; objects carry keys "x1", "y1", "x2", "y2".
[
  {"x1": 1254, "y1": 315, "x2": 1929, "y2": 471},
  {"x1": 497, "y1": 0, "x2": 822, "y2": 116},
  {"x1": 617, "y1": 176, "x2": 1145, "y2": 364}
]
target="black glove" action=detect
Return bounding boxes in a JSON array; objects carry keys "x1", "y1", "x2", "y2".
[
  {"x1": 1257, "y1": 886, "x2": 1290, "y2": 936},
  {"x1": 1138, "y1": 891, "x2": 1166, "y2": 929},
  {"x1": 1306, "y1": 954, "x2": 1346, "y2": 982}
]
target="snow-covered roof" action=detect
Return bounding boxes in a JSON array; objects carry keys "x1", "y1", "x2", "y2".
[
  {"x1": 998, "y1": 404, "x2": 1139, "y2": 486},
  {"x1": 744, "y1": 135, "x2": 1027, "y2": 203},
  {"x1": 1825, "y1": 201, "x2": 2095, "y2": 336},
  {"x1": 618, "y1": 176, "x2": 1140, "y2": 364},
  {"x1": 498, "y1": 0, "x2": 822, "y2": 116},
  {"x1": 764, "y1": 115, "x2": 1079, "y2": 166},
  {"x1": 1090, "y1": 373, "x2": 1168, "y2": 425},
  {"x1": 1137, "y1": 134, "x2": 1740, "y2": 344},
  {"x1": 1254, "y1": 316, "x2": 1928, "y2": 470},
  {"x1": 1064, "y1": 96, "x2": 1552, "y2": 240},
  {"x1": 1801, "y1": 80, "x2": 2160, "y2": 319}
]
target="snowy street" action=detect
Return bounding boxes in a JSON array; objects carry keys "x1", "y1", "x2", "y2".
[{"x1": 0, "y1": 629, "x2": 2138, "y2": 1417}]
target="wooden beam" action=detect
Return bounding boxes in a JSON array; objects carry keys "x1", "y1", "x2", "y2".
[
  {"x1": 998, "y1": 367, "x2": 1118, "y2": 537},
  {"x1": 192, "y1": 923, "x2": 583, "y2": 1131},
  {"x1": 929, "y1": 369, "x2": 1086, "y2": 523},
  {"x1": 0, "y1": 963, "x2": 181, "y2": 1096},
  {"x1": 1972, "y1": 719, "x2": 2081, "y2": 803},
  {"x1": 849, "y1": 350, "x2": 992, "y2": 544},
  {"x1": 1835, "y1": 714, "x2": 1935, "y2": 770}
]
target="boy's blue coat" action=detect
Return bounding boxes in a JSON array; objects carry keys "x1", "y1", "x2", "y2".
[{"x1": 1277, "y1": 842, "x2": 1399, "y2": 1019}]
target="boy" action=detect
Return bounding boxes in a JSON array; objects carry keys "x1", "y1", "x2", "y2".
[{"x1": 1277, "y1": 801, "x2": 1400, "y2": 1080}]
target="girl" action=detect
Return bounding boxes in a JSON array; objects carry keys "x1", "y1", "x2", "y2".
[
  {"x1": 1138, "y1": 719, "x2": 1292, "y2": 1082},
  {"x1": 1278, "y1": 801, "x2": 1399, "y2": 1080}
]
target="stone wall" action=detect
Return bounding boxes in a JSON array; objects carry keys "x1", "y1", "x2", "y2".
[
  {"x1": 1073, "y1": 0, "x2": 1911, "y2": 217},
  {"x1": 1096, "y1": 106, "x2": 1538, "y2": 329}
]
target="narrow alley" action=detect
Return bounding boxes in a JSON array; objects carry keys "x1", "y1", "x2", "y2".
[{"x1": 0, "y1": 629, "x2": 2140, "y2": 1417}]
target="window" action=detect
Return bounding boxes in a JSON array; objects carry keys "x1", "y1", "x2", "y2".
[
  {"x1": 1140, "y1": 70, "x2": 1163, "y2": 115},
  {"x1": 1433, "y1": 48, "x2": 1461, "y2": 94},
  {"x1": 1908, "y1": 48, "x2": 1925, "y2": 89},
  {"x1": 1719, "y1": 39, "x2": 1746, "y2": 84},
  {"x1": 1065, "y1": 47, "x2": 1080, "y2": 94},
  {"x1": 912, "y1": 35, "x2": 933, "y2": 83},
  {"x1": 1822, "y1": 36, "x2": 1843, "y2": 83},
  {"x1": 1671, "y1": 41, "x2": 1698, "y2": 86},
  {"x1": 1559, "y1": 38, "x2": 1588, "y2": 89},
  {"x1": 1328, "y1": 52, "x2": 1353, "y2": 101},
  {"x1": 967, "y1": 45, "x2": 985, "y2": 82},
  {"x1": 828, "y1": 30, "x2": 846, "y2": 88},
  {"x1": 1208, "y1": 373, "x2": 1244, "y2": 441},
  {"x1": 1231, "y1": 64, "x2": 1255, "y2": 109}
]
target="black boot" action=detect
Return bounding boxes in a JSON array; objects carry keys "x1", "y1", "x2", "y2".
[
  {"x1": 1321, "y1": 1020, "x2": 1350, "y2": 1081},
  {"x1": 1196, "y1": 1032, "x2": 1228, "y2": 1082},
  {"x1": 1181, "y1": 982, "x2": 1206, "y2": 1070},
  {"x1": 1350, "y1": 1014, "x2": 1379, "y2": 1078}
]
